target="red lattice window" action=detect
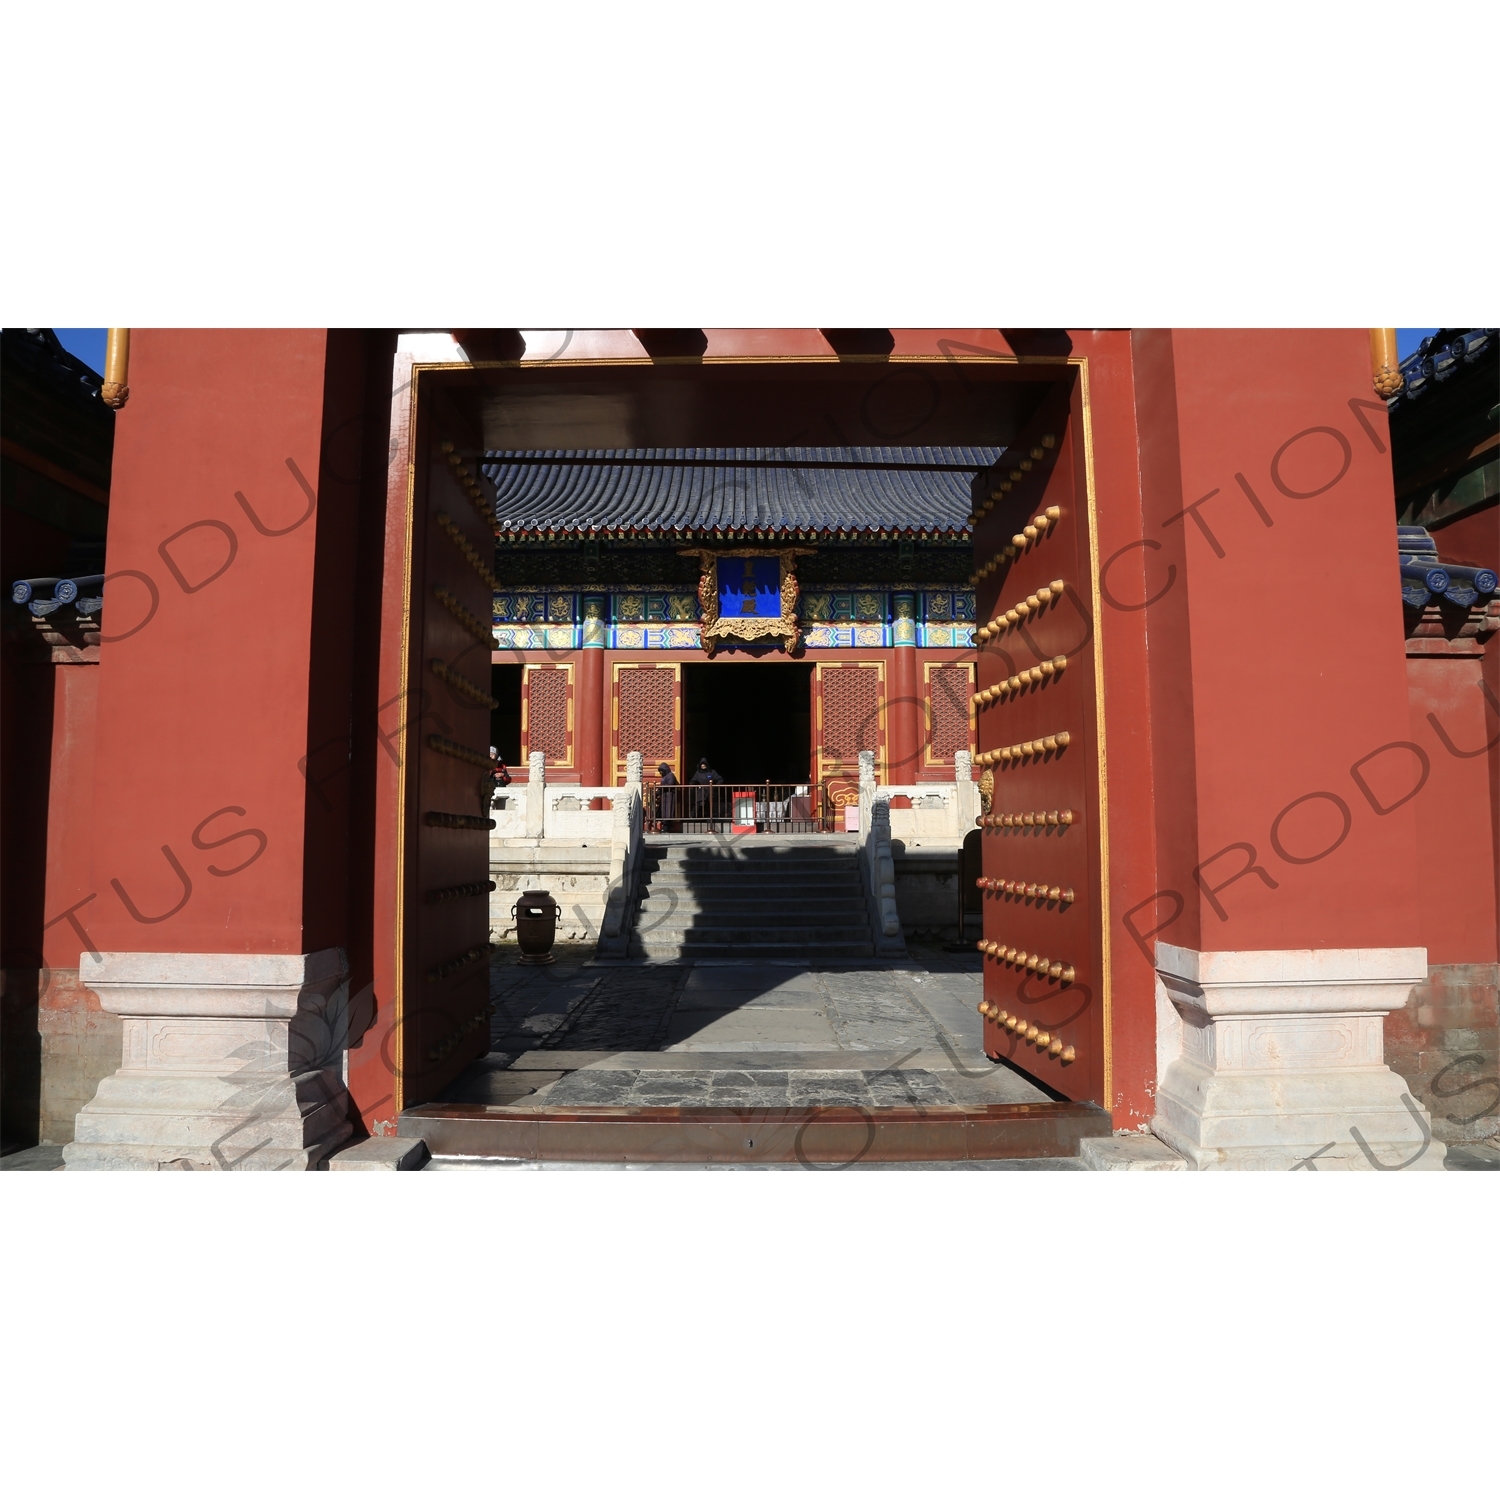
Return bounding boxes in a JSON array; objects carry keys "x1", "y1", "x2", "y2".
[
  {"x1": 821, "y1": 665, "x2": 881, "y2": 759},
  {"x1": 927, "y1": 664, "x2": 973, "y2": 760},
  {"x1": 526, "y1": 669, "x2": 569, "y2": 762},
  {"x1": 618, "y1": 667, "x2": 676, "y2": 763}
]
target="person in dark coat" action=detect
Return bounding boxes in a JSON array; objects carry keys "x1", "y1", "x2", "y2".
[
  {"x1": 656, "y1": 762, "x2": 679, "y2": 832},
  {"x1": 489, "y1": 747, "x2": 512, "y2": 810},
  {"x1": 688, "y1": 756, "x2": 723, "y2": 822}
]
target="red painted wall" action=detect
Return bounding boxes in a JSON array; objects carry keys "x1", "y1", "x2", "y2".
[
  {"x1": 1123, "y1": 330, "x2": 1423, "y2": 961},
  {"x1": 85, "y1": 331, "x2": 367, "y2": 958}
]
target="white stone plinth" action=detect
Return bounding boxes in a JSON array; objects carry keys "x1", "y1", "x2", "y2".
[
  {"x1": 1151, "y1": 943, "x2": 1445, "y2": 1171},
  {"x1": 526, "y1": 751, "x2": 546, "y2": 838},
  {"x1": 63, "y1": 949, "x2": 355, "y2": 1171}
]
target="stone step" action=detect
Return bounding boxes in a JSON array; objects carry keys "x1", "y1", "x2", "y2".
[
  {"x1": 636, "y1": 870, "x2": 870, "y2": 888},
  {"x1": 645, "y1": 848, "x2": 859, "y2": 859},
  {"x1": 640, "y1": 859, "x2": 862, "y2": 876},
  {"x1": 632, "y1": 922, "x2": 874, "y2": 942},
  {"x1": 642, "y1": 848, "x2": 858, "y2": 862},
  {"x1": 633, "y1": 888, "x2": 870, "y2": 912},
  {"x1": 629, "y1": 939, "x2": 875, "y2": 960}
]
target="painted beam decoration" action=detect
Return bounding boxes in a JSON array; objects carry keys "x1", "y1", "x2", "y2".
[
  {"x1": 492, "y1": 586, "x2": 977, "y2": 649},
  {"x1": 680, "y1": 547, "x2": 815, "y2": 655}
]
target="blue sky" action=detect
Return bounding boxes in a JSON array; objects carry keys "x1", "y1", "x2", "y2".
[
  {"x1": 49, "y1": 327, "x2": 1449, "y2": 376},
  {"x1": 53, "y1": 328, "x2": 108, "y2": 373}
]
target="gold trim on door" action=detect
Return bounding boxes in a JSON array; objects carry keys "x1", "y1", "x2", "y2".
[
  {"x1": 521, "y1": 662, "x2": 575, "y2": 768},
  {"x1": 611, "y1": 661, "x2": 682, "y2": 783}
]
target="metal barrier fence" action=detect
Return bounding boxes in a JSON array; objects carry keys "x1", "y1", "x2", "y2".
[{"x1": 644, "y1": 781, "x2": 829, "y2": 835}]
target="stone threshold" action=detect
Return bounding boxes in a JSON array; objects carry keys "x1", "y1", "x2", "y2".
[{"x1": 398, "y1": 1098, "x2": 1110, "y2": 1164}]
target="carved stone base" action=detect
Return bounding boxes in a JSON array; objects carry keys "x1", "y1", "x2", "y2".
[
  {"x1": 1151, "y1": 944, "x2": 1446, "y2": 1172},
  {"x1": 63, "y1": 949, "x2": 355, "y2": 1172}
]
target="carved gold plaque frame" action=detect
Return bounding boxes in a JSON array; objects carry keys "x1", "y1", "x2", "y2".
[{"x1": 679, "y1": 546, "x2": 815, "y2": 655}]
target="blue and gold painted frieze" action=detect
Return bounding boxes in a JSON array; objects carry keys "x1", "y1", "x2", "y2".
[{"x1": 494, "y1": 588, "x2": 973, "y2": 649}]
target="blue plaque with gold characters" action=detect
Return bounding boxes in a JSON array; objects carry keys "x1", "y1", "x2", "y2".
[
  {"x1": 717, "y1": 556, "x2": 782, "y2": 619},
  {"x1": 681, "y1": 546, "x2": 815, "y2": 655}
]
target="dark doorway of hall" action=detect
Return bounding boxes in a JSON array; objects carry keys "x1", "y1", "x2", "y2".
[
  {"x1": 682, "y1": 662, "x2": 812, "y2": 784},
  {"x1": 490, "y1": 664, "x2": 522, "y2": 763}
]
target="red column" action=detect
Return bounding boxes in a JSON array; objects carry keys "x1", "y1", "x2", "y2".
[
  {"x1": 577, "y1": 645, "x2": 604, "y2": 787},
  {"x1": 889, "y1": 592, "x2": 920, "y2": 782},
  {"x1": 577, "y1": 593, "x2": 608, "y2": 786}
]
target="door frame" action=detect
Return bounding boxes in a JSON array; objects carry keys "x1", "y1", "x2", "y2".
[{"x1": 368, "y1": 339, "x2": 1116, "y2": 1122}]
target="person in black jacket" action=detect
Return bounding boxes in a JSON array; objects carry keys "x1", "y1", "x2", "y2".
[
  {"x1": 656, "y1": 762, "x2": 679, "y2": 831},
  {"x1": 688, "y1": 757, "x2": 723, "y2": 822}
]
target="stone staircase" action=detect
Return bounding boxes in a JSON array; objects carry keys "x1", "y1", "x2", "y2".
[{"x1": 626, "y1": 838, "x2": 875, "y2": 961}]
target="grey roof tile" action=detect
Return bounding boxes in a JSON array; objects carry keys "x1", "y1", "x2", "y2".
[{"x1": 481, "y1": 447, "x2": 1001, "y2": 536}]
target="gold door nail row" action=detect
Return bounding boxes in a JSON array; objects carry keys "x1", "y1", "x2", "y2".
[
  {"x1": 977, "y1": 809, "x2": 1075, "y2": 829},
  {"x1": 975, "y1": 941, "x2": 1076, "y2": 985},
  {"x1": 975, "y1": 730, "x2": 1071, "y2": 766},
  {"x1": 440, "y1": 441, "x2": 499, "y2": 533},
  {"x1": 426, "y1": 943, "x2": 495, "y2": 983},
  {"x1": 968, "y1": 505, "x2": 1063, "y2": 572},
  {"x1": 976, "y1": 876, "x2": 1075, "y2": 905},
  {"x1": 436, "y1": 511, "x2": 501, "y2": 590},
  {"x1": 425, "y1": 880, "x2": 497, "y2": 904},
  {"x1": 976, "y1": 1002, "x2": 1075, "y2": 1061},
  {"x1": 425, "y1": 1001, "x2": 494, "y2": 1061},
  {"x1": 975, "y1": 581, "x2": 1067, "y2": 643},
  {"x1": 967, "y1": 435, "x2": 1058, "y2": 523},
  {"x1": 424, "y1": 810, "x2": 496, "y2": 831},
  {"x1": 434, "y1": 585, "x2": 499, "y2": 648},
  {"x1": 429, "y1": 658, "x2": 499, "y2": 709},
  {"x1": 427, "y1": 733, "x2": 494, "y2": 770},
  {"x1": 972, "y1": 654, "x2": 1068, "y2": 708}
]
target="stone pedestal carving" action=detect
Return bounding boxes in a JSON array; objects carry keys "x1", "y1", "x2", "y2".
[
  {"x1": 1151, "y1": 943, "x2": 1445, "y2": 1171},
  {"x1": 63, "y1": 949, "x2": 355, "y2": 1171},
  {"x1": 953, "y1": 749, "x2": 979, "y2": 830},
  {"x1": 526, "y1": 750, "x2": 546, "y2": 838}
]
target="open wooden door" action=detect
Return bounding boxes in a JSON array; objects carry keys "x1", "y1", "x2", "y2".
[
  {"x1": 973, "y1": 375, "x2": 1110, "y2": 1108},
  {"x1": 395, "y1": 395, "x2": 500, "y2": 1108}
]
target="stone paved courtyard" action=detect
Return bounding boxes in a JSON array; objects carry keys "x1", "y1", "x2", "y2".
[{"x1": 435, "y1": 940, "x2": 1060, "y2": 1116}]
